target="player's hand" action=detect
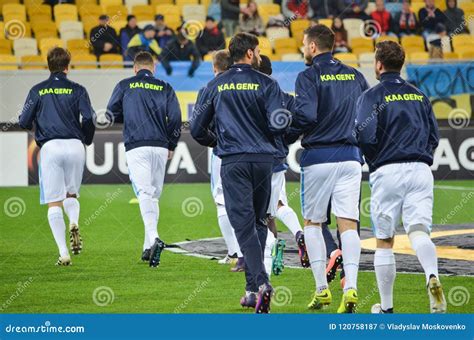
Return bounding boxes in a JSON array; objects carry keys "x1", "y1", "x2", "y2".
[{"x1": 168, "y1": 151, "x2": 174, "y2": 160}]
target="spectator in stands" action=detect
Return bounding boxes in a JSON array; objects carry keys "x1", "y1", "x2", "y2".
[
  {"x1": 335, "y1": 0, "x2": 370, "y2": 19},
  {"x1": 310, "y1": 0, "x2": 336, "y2": 19},
  {"x1": 197, "y1": 16, "x2": 226, "y2": 58},
  {"x1": 120, "y1": 15, "x2": 141, "y2": 60},
  {"x1": 221, "y1": 0, "x2": 245, "y2": 37},
  {"x1": 371, "y1": 0, "x2": 397, "y2": 37},
  {"x1": 332, "y1": 17, "x2": 350, "y2": 53},
  {"x1": 418, "y1": 0, "x2": 445, "y2": 41},
  {"x1": 427, "y1": 23, "x2": 447, "y2": 59},
  {"x1": 126, "y1": 25, "x2": 161, "y2": 60},
  {"x1": 208, "y1": 0, "x2": 222, "y2": 22},
  {"x1": 393, "y1": 0, "x2": 419, "y2": 37},
  {"x1": 239, "y1": 0, "x2": 265, "y2": 36},
  {"x1": 282, "y1": 0, "x2": 314, "y2": 19},
  {"x1": 90, "y1": 15, "x2": 120, "y2": 57},
  {"x1": 444, "y1": 0, "x2": 469, "y2": 35},
  {"x1": 160, "y1": 27, "x2": 201, "y2": 77},
  {"x1": 154, "y1": 14, "x2": 175, "y2": 49}
]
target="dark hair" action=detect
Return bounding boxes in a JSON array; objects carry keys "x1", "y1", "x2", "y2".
[
  {"x1": 127, "y1": 15, "x2": 136, "y2": 22},
  {"x1": 229, "y1": 32, "x2": 259, "y2": 63},
  {"x1": 134, "y1": 51, "x2": 154, "y2": 67},
  {"x1": 47, "y1": 47, "x2": 71, "y2": 73},
  {"x1": 303, "y1": 24, "x2": 335, "y2": 52},
  {"x1": 212, "y1": 49, "x2": 232, "y2": 73},
  {"x1": 375, "y1": 40, "x2": 405, "y2": 72},
  {"x1": 259, "y1": 54, "x2": 272, "y2": 75},
  {"x1": 242, "y1": 0, "x2": 260, "y2": 21}
]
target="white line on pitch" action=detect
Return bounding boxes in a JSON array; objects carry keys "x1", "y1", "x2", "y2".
[{"x1": 434, "y1": 185, "x2": 474, "y2": 191}]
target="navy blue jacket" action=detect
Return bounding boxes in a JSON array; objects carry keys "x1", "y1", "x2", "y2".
[
  {"x1": 190, "y1": 63, "x2": 290, "y2": 164},
  {"x1": 107, "y1": 69, "x2": 182, "y2": 151},
  {"x1": 19, "y1": 72, "x2": 95, "y2": 147},
  {"x1": 273, "y1": 92, "x2": 295, "y2": 171},
  {"x1": 355, "y1": 72, "x2": 439, "y2": 172}
]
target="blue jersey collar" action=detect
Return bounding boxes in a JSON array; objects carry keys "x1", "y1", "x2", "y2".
[
  {"x1": 312, "y1": 52, "x2": 333, "y2": 64},
  {"x1": 137, "y1": 69, "x2": 153, "y2": 77},
  {"x1": 49, "y1": 72, "x2": 67, "y2": 79},
  {"x1": 230, "y1": 63, "x2": 253, "y2": 69},
  {"x1": 380, "y1": 72, "x2": 403, "y2": 82}
]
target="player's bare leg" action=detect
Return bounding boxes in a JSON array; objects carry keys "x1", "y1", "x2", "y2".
[
  {"x1": 47, "y1": 201, "x2": 71, "y2": 265},
  {"x1": 336, "y1": 217, "x2": 360, "y2": 313},
  {"x1": 63, "y1": 193, "x2": 82, "y2": 255},
  {"x1": 304, "y1": 220, "x2": 332, "y2": 309},
  {"x1": 372, "y1": 237, "x2": 395, "y2": 314}
]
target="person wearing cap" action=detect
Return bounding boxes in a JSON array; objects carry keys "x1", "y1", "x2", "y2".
[
  {"x1": 154, "y1": 14, "x2": 175, "y2": 49},
  {"x1": 120, "y1": 15, "x2": 141, "y2": 60},
  {"x1": 196, "y1": 16, "x2": 225, "y2": 58},
  {"x1": 126, "y1": 25, "x2": 161, "y2": 60},
  {"x1": 90, "y1": 15, "x2": 120, "y2": 57}
]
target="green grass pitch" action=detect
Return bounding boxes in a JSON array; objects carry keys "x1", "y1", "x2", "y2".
[{"x1": 0, "y1": 180, "x2": 472, "y2": 313}]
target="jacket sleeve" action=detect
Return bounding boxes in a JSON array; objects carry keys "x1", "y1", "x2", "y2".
[
  {"x1": 166, "y1": 85, "x2": 182, "y2": 151},
  {"x1": 221, "y1": 0, "x2": 241, "y2": 15},
  {"x1": 425, "y1": 98, "x2": 439, "y2": 151},
  {"x1": 190, "y1": 87, "x2": 217, "y2": 147},
  {"x1": 293, "y1": 70, "x2": 318, "y2": 131},
  {"x1": 263, "y1": 80, "x2": 291, "y2": 135},
  {"x1": 78, "y1": 86, "x2": 96, "y2": 145},
  {"x1": 106, "y1": 82, "x2": 124, "y2": 124},
  {"x1": 281, "y1": 0, "x2": 295, "y2": 18},
  {"x1": 18, "y1": 88, "x2": 40, "y2": 130},
  {"x1": 355, "y1": 93, "x2": 378, "y2": 160}
]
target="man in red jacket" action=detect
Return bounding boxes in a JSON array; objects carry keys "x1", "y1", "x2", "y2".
[{"x1": 371, "y1": 0, "x2": 397, "y2": 37}]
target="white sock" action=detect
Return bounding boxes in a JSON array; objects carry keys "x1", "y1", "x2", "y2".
[
  {"x1": 217, "y1": 208, "x2": 242, "y2": 257},
  {"x1": 47, "y1": 207, "x2": 69, "y2": 258},
  {"x1": 138, "y1": 197, "x2": 159, "y2": 246},
  {"x1": 409, "y1": 231, "x2": 439, "y2": 284},
  {"x1": 63, "y1": 197, "x2": 80, "y2": 226},
  {"x1": 305, "y1": 225, "x2": 327, "y2": 292},
  {"x1": 276, "y1": 205, "x2": 302, "y2": 237},
  {"x1": 374, "y1": 248, "x2": 396, "y2": 311},
  {"x1": 264, "y1": 231, "x2": 276, "y2": 277},
  {"x1": 340, "y1": 229, "x2": 361, "y2": 292}
]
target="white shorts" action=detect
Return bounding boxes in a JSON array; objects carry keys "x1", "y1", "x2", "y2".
[
  {"x1": 210, "y1": 152, "x2": 226, "y2": 211},
  {"x1": 369, "y1": 162, "x2": 433, "y2": 239},
  {"x1": 126, "y1": 146, "x2": 168, "y2": 200},
  {"x1": 267, "y1": 170, "x2": 288, "y2": 216},
  {"x1": 39, "y1": 139, "x2": 85, "y2": 205},
  {"x1": 301, "y1": 161, "x2": 361, "y2": 223}
]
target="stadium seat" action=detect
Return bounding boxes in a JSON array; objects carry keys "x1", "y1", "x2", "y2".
[
  {"x1": 150, "y1": 0, "x2": 173, "y2": 7},
  {"x1": 258, "y1": 36, "x2": 272, "y2": 54},
  {"x1": 318, "y1": 19, "x2": 332, "y2": 28},
  {"x1": 334, "y1": 52, "x2": 358, "y2": 67},
  {"x1": 404, "y1": 45, "x2": 425, "y2": 54},
  {"x1": 155, "y1": 4, "x2": 180, "y2": 17},
  {"x1": 408, "y1": 51, "x2": 429, "y2": 64},
  {"x1": 375, "y1": 35, "x2": 399, "y2": 43},
  {"x1": 82, "y1": 17, "x2": 97, "y2": 38},
  {"x1": 99, "y1": 0, "x2": 122, "y2": 11},
  {"x1": 59, "y1": 21, "x2": 85, "y2": 41},
  {"x1": 132, "y1": 5, "x2": 155, "y2": 21},
  {"x1": 23, "y1": 0, "x2": 43, "y2": 11},
  {"x1": 274, "y1": 37, "x2": 297, "y2": 54},
  {"x1": 401, "y1": 35, "x2": 424, "y2": 51},
  {"x1": 410, "y1": 2, "x2": 425, "y2": 17},
  {"x1": 39, "y1": 37, "x2": 64, "y2": 54},
  {"x1": 266, "y1": 27, "x2": 290, "y2": 47},
  {"x1": 99, "y1": 53, "x2": 123, "y2": 68},
  {"x1": 203, "y1": 53, "x2": 213, "y2": 61},
  {"x1": 269, "y1": 53, "x2": 281, "y2": 61},
  {"x1": 452, "y1": 34, "x2": 474, "y2": 52},
  {"x1": 459, "y1": 51, "x2": 474, "y2": 60},
  {"x1": 225, "y1": 37, "x2": 231, "y2": 47},
  {"x1": 54, "y1": 4, "x2": 78, "y2": 26},
  {"x1": 182, "y1": 4, "x2": 206, "y2": 23},
  {"x1": 71, "y1": 53, "x2": 97, "y2": 69},
  {"x1": 137, "y1": 20, "x2": 154, "y2": 29},
  {"x1": 258, "y1": 3, "x2": 281, "y2": 24},
  {"x1": 443, "y1": 52, "x2": 459, "y2": 60},
  {"x1": 67, "y1": 38, "x2": 90, "y2": 52},
  {"x1": 0, "y1": 54, "x2": 18, "y2": 69},
  {"x1": 280, "y1": 53, "x2": 303, "y2": 61},
  {"x1": 290, "y1": 19, "x2": 310, "y2": 43},
  {"x1": 459, "y1": 1, "x2": 474, "y2": 13},
  {"x1": 165, "y1": 15, "x2": 182, "y2": 31},
  {"x1": 105, "y1": 4, "x2": 128, "y2": 17},
  {"x1": 0, "y1": 39, "x2": 13, "y2": 54},
  {"x1": 27, "y1": 4, "x2": 52, "y2": 22},
  {"x1": 21, "y1": 54, "x2": 47, "y2": 69},
  {"x1": 13, "y1": 37, "x2": 38, "y2": 57},
  {"x1": 358, "y1": 52, "x2": 375, "y2": 65},
  {"x1": 3, "y1": 19, "x2": 31, "y2": 40},
  {"x1": 3, "y1": 4, "x2": 26, "y2": 22},
  {"x1": 456, "y1": 46, "x2": 474, "y2": 57},
  {"x1": 343, "y1": 18, "x2": 364, "y2": 42},
  {"x1": 350, "y1": 37, "x2": 374, "y2": 55},
  {"x1": 109, "y1": 19, "x2": 127, "y2": 34},
  {"x1": 78, "y1": 4, "x2": 103, "y2": 19},
  {"x1": 0, "y1": 0, "x2": 20, "y2": 15},
  {"x1": 125, "y1": 0, "x2": 148, "y2": 12},
  {"x1": 31, "y1": 21, "x2": 57, "y2": 36},
  {"x1": 0, "y1": 22, "x2": 4, "y2": 40},
  {"x1": 175, "y1": 0, "x2": 199, "y2": 8},
  {"x1": 76, "y1": 0, "x2": 99, "y2": 8}
]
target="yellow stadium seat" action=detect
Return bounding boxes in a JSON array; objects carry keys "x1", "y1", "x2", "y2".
[
  {"x1": 76, "y1": 0, "x2": 99, "y2": 8},
  {"x1": 3, "y1": 3, "x2": 26, "y2": 22},
  {"x1": 67, "y1": 38, "x2": 90, "y2": 52},
  {"x1": 401, "y1": 35, "x2": 424, "y2": 49},
  {"x1": 0, "y1": 0, "x2": 20, "y2": 15},
  {"x1": 203, "y1": 53, "x2": 213, "y2": 61},
  {"x1": 105, "y1": 4, "x2": 128, "y2": 18},
  {"x1": 13, "y1": 37, "x2": 38, "y2": 57},
  {"x1": 99, "y1": 53, "x2": 123, "y2": 68},
  {"x1": 108, "y1": 20, "x2": 127, "y2": 34},
  {"x1": 459, "y1": 2, "x2": 474, "y2": 13},
  {"x1": 459, "y1": 51, "x2": 474, "y2": 60},
  {"x1": 411, "y1": 2, "x2": 425, "y2": 17},
  {"x1": 165, "y1": 15, "x2": 183, "y2": 31},
  {"x1": 79, "y1": 4, "x2": 103, "y2": 19},
  {"x1": 132, "y1": 5, "x2": 155, "y2": 21},
  {"x1": 54, "y1": 4, "x2": 78, "y2": 21},
  {"x1": 151, "y1": 0, "x2": 173, "y2": 6},
  {"x1": 39, "y1": 37, "x2": 63, "y2": 54},
  {"x1": 31, "y1": 20, "x2": 56, "y2": 33},
  {"x1": 35, "y1": 30, "x2": 58, "y2": 41},
  {"x1": 258, "y1": 36, "x2": 272, "y2": 51},
  {"x1": 82, "y1": 17, "x2": 97, "y2": 37},
  {"x1": 404, "y1": 45, "x2": 425, "y2": 54},
  {"x1": 259, "y1": 3, "x2": 281, "y2": 24},
  {"x1": 318, "y1": 19, "x2": 332, "y2": 28},
  {"x1": 443, "y1": 52, "x2": 459, "y2": 60},
  {"x1": 274, "y1": 37, "x2": 297, "y2": 54},
  {"x1": 3, "y1": 19, "x2": 30, "y2": 40},
  {"x1": 71, "y1": 53, "x2": 97, "y2": 68},
  {"x1": 266, "y1": 27, "x2": 290, "y2": 46},
  {"x1": 27, "y1": 4, "x2": 52, "y2": 21},
  {"x1": 0, "y1": 39, "x2": 13, "y2": 54},
  {"x1": 24, "y1": 0, "x2": 43, "y2": 11},
  {"x1": 456, "y1": 45, "x2": 474, "y2": 56},
  {"x1": 175, "y1": 0, "x2": 198, "y2": 4},
  {"x1": 0, "y1": 22, "x2": 4, "y2": 39},
  {"x1": 375, "y1": 35, "x2": 399, "y2": 43},
  {"x1": 269, "y1": 53, "x2": 281, "y2": 61},
  {"x1": 21, "y1": 54, "x2": 47, "y2": 69},
  {"x1": 452, "y1": 34, "x2": 474, "y2": 52},
  {"x1": 155, "y1": 4, "x2": 180, "y2": 17},
  {"x1": 334, "y1": 52, "x2": 358, "y2": 67},
  {"x1": 100, "y1": 0, "x2": 122, "y2": 11},
  {"x1": 0, "y1": 54, "x2": 18, "y2": 69},
  {"x1": 409, "y1": 51, "x2": 429, "y2": 64},
  {"x1": 350, "y1": 37, "x2": 373, "y2": 55},
  {"x1": 290, "y1": 19, "x2": 310, "y2": 35}
]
